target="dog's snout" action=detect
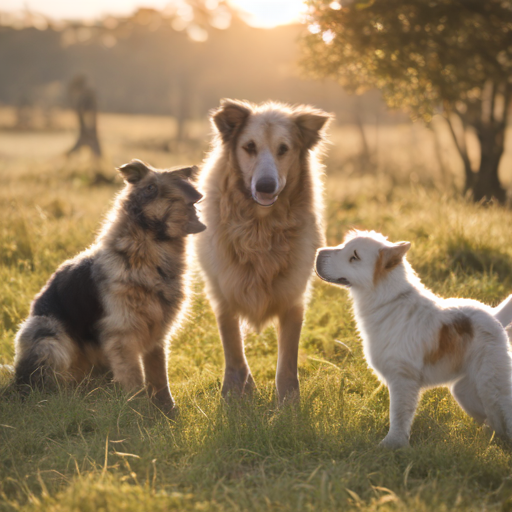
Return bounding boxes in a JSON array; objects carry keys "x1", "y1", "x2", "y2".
[
  {"x1": 316, "y1": 249, "x2": 327, "y2": 268},
  {"x1": 315, "y1": 250, "x2": 328, "y2": 273},
  {"x1": 255, "y1": 177, "x2": 277, "y2": 194}
]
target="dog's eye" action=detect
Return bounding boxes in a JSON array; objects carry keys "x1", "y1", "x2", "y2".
[
  {"x1": 349, "y1": 250, "x2": 360, "y2": 263},
  {"x1": 145, "y1": 183, "x2": 157, "y2": 194},
  {"x1": 243, "y1": 141, "x2": 257, "y2": 155},
  {"x1": 277, "y1": 144, "x2": 289, "y2": 156}
]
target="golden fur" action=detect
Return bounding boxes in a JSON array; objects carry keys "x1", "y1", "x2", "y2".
[{"x1": 196, "y1": 99, "x2": 332, "y2": 403}]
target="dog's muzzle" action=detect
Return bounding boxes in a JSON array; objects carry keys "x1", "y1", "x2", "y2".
[
  {"x1": 315, "y1": 250, "x2": 351, "y2": 287},
  {"x1": 253, "y1": 177, "x2": 278, "y2": 207}
]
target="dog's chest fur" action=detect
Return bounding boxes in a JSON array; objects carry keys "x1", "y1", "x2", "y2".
[
  {"x1": 220, "y1": 203, "x2": 299, "y2": 281},
  {"x1": 213, "y1": 179, "x2": 319, "y2": 320},
  {"x1": 197, "y1": 181, "x2": 321, "y2": 328},
  {"x1": 98, "y1": 231, "x2": 186, "y2": 349}
]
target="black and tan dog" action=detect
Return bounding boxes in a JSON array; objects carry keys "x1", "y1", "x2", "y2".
[{"x1": 14, "y1": 160, "x2": 205, "y2": 415}]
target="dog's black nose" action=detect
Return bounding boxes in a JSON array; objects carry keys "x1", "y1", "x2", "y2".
[{"x1": 255, "y1": 177, "x2": 277, "y2": 194}]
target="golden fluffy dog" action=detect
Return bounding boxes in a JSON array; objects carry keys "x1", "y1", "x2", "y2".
[{"x1": 196, "y1": 99, "x2": 331, "y2": 403}]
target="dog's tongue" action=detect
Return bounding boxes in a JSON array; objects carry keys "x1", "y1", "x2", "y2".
[{"x1": 253, "y1": 191, "x2": 277, "y2": 207}]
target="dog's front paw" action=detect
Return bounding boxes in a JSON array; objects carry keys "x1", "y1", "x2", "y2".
[
  {"x1": 379, "y1": 433, "x2": 409, "y2": 449},
  {"x1": 153, "y1": 398, "x2": 179, "y2": 420},
  {"x1": 222, "y1": 367, "x2": 256, "y2": 399}
]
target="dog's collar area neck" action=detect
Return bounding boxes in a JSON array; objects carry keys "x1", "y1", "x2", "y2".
[{"x1": 364, "y1": 289, "x2": 414, "y2": 314}]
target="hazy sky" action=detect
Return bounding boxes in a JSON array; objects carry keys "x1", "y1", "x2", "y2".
[{"x1": 1, "y1": 0, "x2": 306, "y2": 27}]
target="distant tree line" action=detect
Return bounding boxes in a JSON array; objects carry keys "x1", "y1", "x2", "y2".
[{"x1": 0, "y1": 7, "x2": 390, "y2": 133}]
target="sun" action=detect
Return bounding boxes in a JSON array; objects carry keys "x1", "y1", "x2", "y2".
[{"x1": 228, "y1": 0, "x2": 307, "y2": 28}]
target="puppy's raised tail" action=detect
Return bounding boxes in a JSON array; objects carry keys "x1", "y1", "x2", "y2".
[{"x1": 493, "y1": 294, "x2": 512, "y2": 329}]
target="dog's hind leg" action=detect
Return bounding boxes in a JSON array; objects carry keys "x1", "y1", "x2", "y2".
[
  {"x1": 143, "y1": 343, "x2": 177, "y2": 417},
  {"x1": 14, "y1": 316, "x2": 74, "y2": 391},
  {"x1": 476, "y1": 382, "x2": 510, "y2": 437},
  {"x1": 473, "y1": 342, "x2": 512, "y2": 438},
  {"x1": 276, "y1": 305, "x2": 303, "y2": 405},
  {"x1": 451, "y1": 376, "x2": 486, "y2": 425},
  {"x1": 216, "y1": 309, "x2": 255, "y2": 399}
]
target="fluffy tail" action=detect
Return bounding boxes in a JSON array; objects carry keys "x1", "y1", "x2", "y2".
[
  {"x1": 493, "y1": 294, "x2": 512, "y2": 329},
  {"x1": 14, "y1": 316, "x2": 74, "y2": 391}
]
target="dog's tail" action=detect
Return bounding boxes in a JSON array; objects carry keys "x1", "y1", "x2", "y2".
[
  {"x1": 14, "y1": 316, "x2": 74, "y2": 392},
  {"x1": 493, "y1": 294, "x2": 512, "y2": 330}
]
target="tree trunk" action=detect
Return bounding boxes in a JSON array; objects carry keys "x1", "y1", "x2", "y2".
[
  {"x1": 67, "y1": 84, "x2": 102, "y2": 158},
  {"x1": 443, "y1": 111, "x2": 474, "y2": 193},
  {"x1": 461, "y1": 151, "x2": 475, "y2": 194},
  {"x1": 472, "y1": 125, "x2": 507, "y2": 203},
  {"x1": 428, "y1": 122, "x2": 454, "y2": 191}
]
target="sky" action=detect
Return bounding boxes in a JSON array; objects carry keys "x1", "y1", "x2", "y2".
[{"x1": 0, "y1": 0, "x2": 307, "y2": 27}]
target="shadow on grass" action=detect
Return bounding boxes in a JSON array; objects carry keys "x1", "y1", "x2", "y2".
[{"x1": 1, "y1": 372, "x2": 512, "y2": 511}]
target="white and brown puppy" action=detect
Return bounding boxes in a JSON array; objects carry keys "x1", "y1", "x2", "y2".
[
  {"x1": 14, "y1": 160, "x2": 205, "y2": 415},
  {"x1": 196, "y1": 99, "x2": 332, "y2": 404},
  {"x1": 316, "y1": 230, "x2": 512, "y2": 448}
]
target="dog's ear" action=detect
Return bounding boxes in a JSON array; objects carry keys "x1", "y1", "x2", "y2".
[
  {"x1": 185, "y1": 216, "x2": 207, "y2": 234},
  {"x1": 117, "y1": 160, "x2": 150, "y2": 184},
  {"x1": 374, "y1": 242, "x2": 410, "y2": 284},
  {"x1": 294, "y1": 108, "x2": 333, "y2": 151},
  {"x1": 380, "y1": 242, "x2": 411, "y2": 271},
  {"x1": 212, "y1": 99, "x2": 251, "y2": 143},
  {"x1": 176, "y1": 180, "x2": 203, "y2": 205},
  {"x1": 172, "y1": 165, "x2": 199, "y2": 182}
]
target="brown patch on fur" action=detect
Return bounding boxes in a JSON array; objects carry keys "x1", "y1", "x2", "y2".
[
  {"x1": 424, "y1": 315, "x2": 474, "y2": 370},
  {"x1": 373, "y1": 250, "x2": 387, "y2": 285}
]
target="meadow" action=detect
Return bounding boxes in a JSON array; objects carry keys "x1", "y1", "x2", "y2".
[{"x1": 1, "y1": 108, "x2": 512, "y2": 511}]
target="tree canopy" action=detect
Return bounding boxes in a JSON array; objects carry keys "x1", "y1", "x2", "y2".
[{"x1": 302, "y1": 0, "x2": 512, "y2": 201}]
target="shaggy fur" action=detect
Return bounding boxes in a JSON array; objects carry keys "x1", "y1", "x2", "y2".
[
  {"x1": 14, "y1": 160, "x2": 205, "y2": 415},
  {"x1": 196, "y1": 99, "x2": 332, "y2": 403},
  {"x1": 316, "y1": 230, "x2": 512, "y2": 448}
]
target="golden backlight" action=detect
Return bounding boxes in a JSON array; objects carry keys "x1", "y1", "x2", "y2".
[{"x1": 2, "y1": 0, "x2": 307, "y2": 27}]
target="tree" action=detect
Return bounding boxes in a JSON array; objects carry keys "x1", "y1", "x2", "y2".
[
  {"x1": 301, "y1": 0, "x2": 512, "y2": 202},
  {"x1": 67, "y1": 74, "x2": 102, "y2": 157}
]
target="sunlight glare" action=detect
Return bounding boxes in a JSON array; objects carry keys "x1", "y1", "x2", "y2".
[
  {"x1": 322, "y1": 29, "x2": 335, "y2": 44},
  {"x1": 2, "y1": 0, "x2": 307, "y2": 27},
  {"x1": 228, "y1": 0, "x2": 306, "y2": 28}
]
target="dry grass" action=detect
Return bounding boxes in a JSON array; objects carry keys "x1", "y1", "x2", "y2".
[{"x1": 1, "y1": 109, "x2": 512, "y2": 511}]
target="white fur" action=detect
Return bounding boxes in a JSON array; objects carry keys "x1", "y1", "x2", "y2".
[{"x1": 316, "y1": 230, "x2": 512, "y2": 448}]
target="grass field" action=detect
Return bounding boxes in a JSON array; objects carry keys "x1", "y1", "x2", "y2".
[{"x1": 1, "y1": 109, "x2": 512, "y2": 511}]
